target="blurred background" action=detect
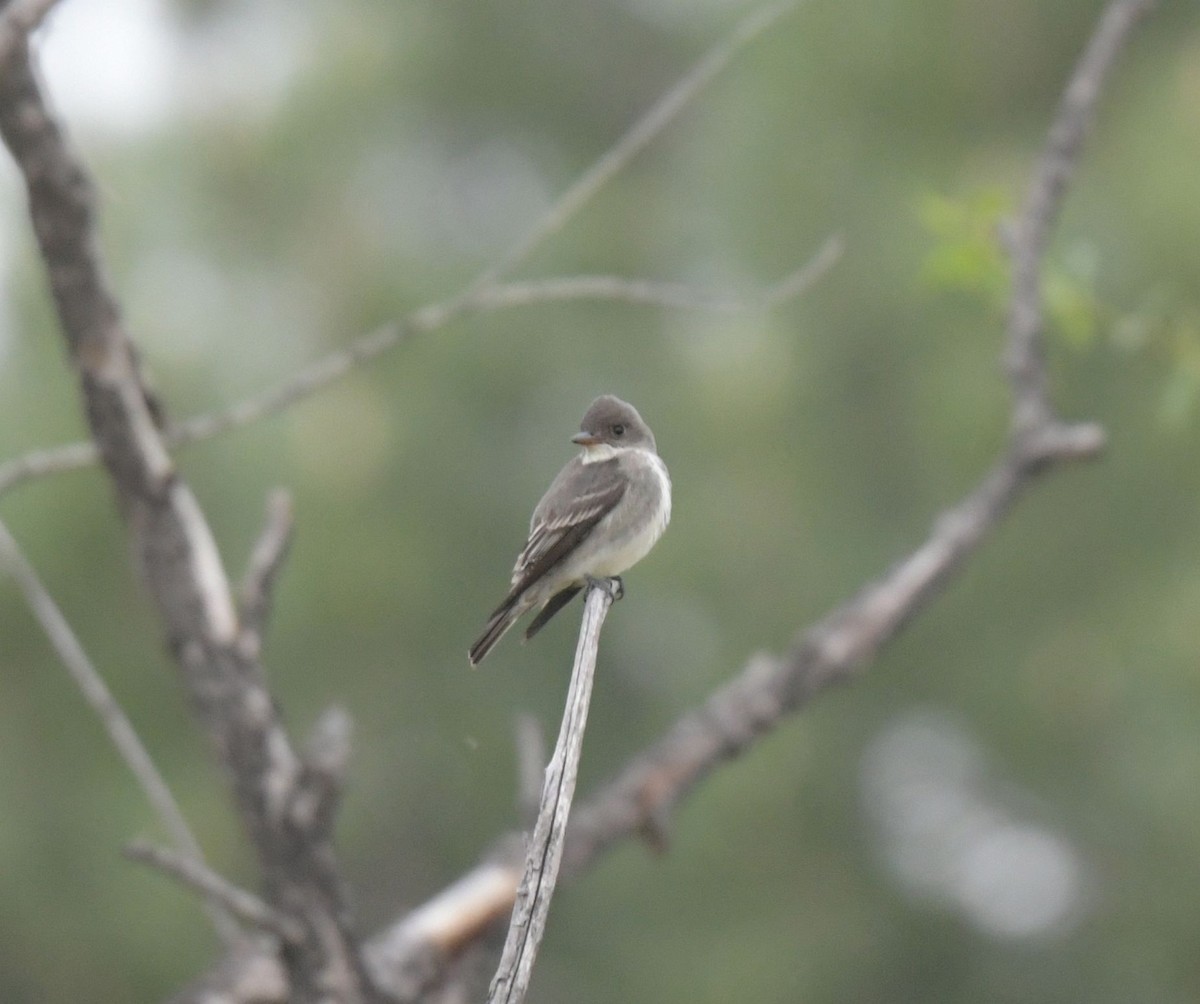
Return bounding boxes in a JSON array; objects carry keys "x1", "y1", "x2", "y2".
[{"x1": 1, "y1": 0, "x2": 1199, "y2": 1001}]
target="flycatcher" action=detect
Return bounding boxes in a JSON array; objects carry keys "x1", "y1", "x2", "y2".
[{"x1": 468, "y1": 395, "x2": 671, "y2": 665}]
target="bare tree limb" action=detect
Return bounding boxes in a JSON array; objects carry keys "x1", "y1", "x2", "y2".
[
  {"x1": 154, "y1": 238, "x2": 835, "y2": 457},
  {"x1": 125, "y1": 841, "x2": 298, "y2": 941},
  {"x1": 1005, "y1": 0, "x2": 1155, "y2": 437},
  {"x1": 0, "y1": 0, "x2": 60, "y2": 72},
  {"x1": 761, "y1": 233, "x2": 846, "y2": 309},
  {"x1": 487, "y1": 583, "x2": 615, "y2": 1004},
  {"x1": 0, "y1": 231, "x2": 840, "y2": 500},
  {"x1": 0, "y1": 439, "x2": 99, "y2": 496},
  {"x1": 0, "y1": 32, "x2": 378, "y2": 1004},
  {"x1": 0, "y1": 515, "x2": 240, "y2": 945},
  {"x1": 238, "y1": 489, "x2": 295, "y2": 654}
]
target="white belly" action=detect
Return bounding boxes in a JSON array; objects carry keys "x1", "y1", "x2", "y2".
[{"x1": 582, "y1": 452, "x2": 671, "y2": 577}]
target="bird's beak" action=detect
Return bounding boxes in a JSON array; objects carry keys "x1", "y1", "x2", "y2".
[{"x1": 572, "y1": 431, "x2": 601, "y2": 446}]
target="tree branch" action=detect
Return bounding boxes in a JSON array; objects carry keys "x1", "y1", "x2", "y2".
[
  {"x1": 0, "y1": 0, "x2": 60, "y2": 73},
  {"x1": 487, "y1": 583, "x2": 615, "y2": 1004},
  {"x1": 1005, "y1": 0, "x2": 1155, "y2": 435},
  {"x1": 237, "y1": 489, "x2": 295, "y2": 655}
]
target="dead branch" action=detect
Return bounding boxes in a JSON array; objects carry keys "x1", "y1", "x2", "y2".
[
  {"x1": 0, "y1": 0, "x2": 59, "y2": 72},
  {"x1": 487, "y1": 584, "x2": 615, "y2": 1004},
  {"x1": 238, "y1": 489, "x2": 296, "y2": 655}
]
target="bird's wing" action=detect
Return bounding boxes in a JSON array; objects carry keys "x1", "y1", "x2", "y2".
[{"x1": 508, "y1": 458, "x2": 627, "y2": 596}]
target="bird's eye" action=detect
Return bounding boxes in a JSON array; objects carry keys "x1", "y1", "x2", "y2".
[{"x1": 612, "y1": 423, "x2": 625, "y2": 437}]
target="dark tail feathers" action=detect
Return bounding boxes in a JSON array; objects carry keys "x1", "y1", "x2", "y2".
[{"x1": 468, "y1": 594, "x2": 522, "y2": 666}]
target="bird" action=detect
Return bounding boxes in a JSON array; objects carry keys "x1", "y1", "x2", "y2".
[{"x1": 468, "y1": 395, "x2": 671, "y2": 665}]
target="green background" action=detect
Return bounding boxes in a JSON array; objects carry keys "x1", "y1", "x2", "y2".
[{"x1": 2, "y1": 0, "x2": 1199, "y2": 1001}]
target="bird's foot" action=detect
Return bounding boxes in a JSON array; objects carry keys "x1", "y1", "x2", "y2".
[{"x1": 585, "y1": 575, "x2": 624, "y2": 602}]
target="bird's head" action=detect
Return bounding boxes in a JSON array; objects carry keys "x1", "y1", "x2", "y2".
[{"x1": 571, "y1": 395, "x2": 656, "y2": 456}]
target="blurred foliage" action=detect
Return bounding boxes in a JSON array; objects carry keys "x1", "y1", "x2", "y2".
[
  {"x1": 918, "y1": 186, "x2": 1013, "y2": 305},
  {"x1": 2, "y1": 0, "x2": 1200, "y2": 1002},
  {"x1": 922, "y1": 185, "x2": 1200, "y2": 423}
]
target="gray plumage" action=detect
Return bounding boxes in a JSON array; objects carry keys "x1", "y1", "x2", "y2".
[{"x1": 468, "y1": 395, "x2": 671, "y2": 665}]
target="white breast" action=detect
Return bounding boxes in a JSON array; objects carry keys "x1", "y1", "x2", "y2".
[{"x1": 585, "y1": 449, "x2": 671, "y2": 578}]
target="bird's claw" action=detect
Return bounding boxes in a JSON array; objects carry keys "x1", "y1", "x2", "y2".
[{"x1": 585, "y1": 575, "x2": 624, "y2": 602}]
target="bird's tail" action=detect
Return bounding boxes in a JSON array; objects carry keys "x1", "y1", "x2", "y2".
[{"x1": 468, "y1": 594, "x2": 524, "y2": 666}]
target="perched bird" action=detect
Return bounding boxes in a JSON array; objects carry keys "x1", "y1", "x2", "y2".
[{"x1": 468, "y1": 395, "x2": 671, "y2": 665}]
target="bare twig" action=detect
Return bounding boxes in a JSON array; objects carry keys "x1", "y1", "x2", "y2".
[
  {"x1": 0, "y1": 516, "x2": 240, "y2": 945},
  {"x1": 487, "y1": 584, "x2": 614, "y2": 1004},
  {"x1": 762, "y1": 233, "x2": 845, "y2": 309},
  {"x1": 0, "y1": 0, "x2": 60, "y2": 72},
  {"x1": 289, "y1": 705, "x2": 354, "y2": 837},
  {"x1": 0, "y1": 440, "x2": 100, "y2": 496},
  {"x1": 1005, "y1": 0, "x2": 1155, "y2": 436},
  {"x1": 156, "y1": 242, "x2": 834, "y2": 454},
  {"x1": 238, "y1": 489, "x2": 295, "y2": 648},
  {"x1": 0, "y1": 230, "x2": 840, "y2": 501},
  {"x1": 480, "y1": 236, "x2": 843, "y2": 315},
  {"x1": 471, "y1": 0, "x2": 802, "y2": 289},
  {"x1": 125, "y1": 841, "x2": 298, "y2": 941}
]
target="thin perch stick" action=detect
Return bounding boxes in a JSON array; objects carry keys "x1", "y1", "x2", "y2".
[{"x1": 486, "y1": 583, "x2": 614, "y2": 1004}]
